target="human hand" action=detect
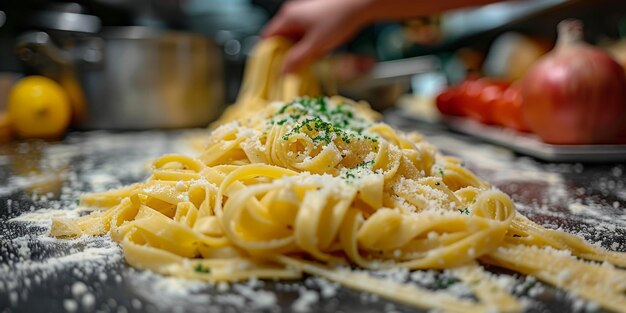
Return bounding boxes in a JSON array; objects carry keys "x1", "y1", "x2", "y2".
[
  {"x1": 261, "y1": 0, "x2": 373, "y2": 73},
  {"x1": 262, "y1": 0, "x2": 500, "y2": 73}
]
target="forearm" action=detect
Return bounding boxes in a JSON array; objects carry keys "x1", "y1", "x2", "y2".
[
  {"x1": 264, "y1": 0, "x2": 506, "y2": 72},
  {"x1": 360, "y1": 0, "x2": 505, "y2": 22}
]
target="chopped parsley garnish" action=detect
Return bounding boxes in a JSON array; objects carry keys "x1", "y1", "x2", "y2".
[
  {"x1": 434, "y1": 277, "x2": 459, "y2": 289},
  {"x1": 270, "y1": 97, "x2": 382, "y2": 183},
  {"x1": 270, "y1": 97, "x2": 378, "y2": 147},
  {"x1": 194, "y1": 264, "x2": 211, "y2": 273},
  {"x1": 438, "y1": 168, "x2": 445, "y2": 177},
  {"x1": 355, "y1": 160, "x2": 375, "y2": 168},
  {"x1": 520, "y1": 281, "x2": 536, "y2": 293},
  {"x1": 458, "y1": 207, "x2": 470, "y2": 215},
  {"x1": 340, "y1": 160, "x2": 376, "y2": 182}
]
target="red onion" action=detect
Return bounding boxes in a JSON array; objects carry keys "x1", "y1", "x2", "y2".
[{"x1": 521, "y1": 19, "x2": 626, "y2": 144}]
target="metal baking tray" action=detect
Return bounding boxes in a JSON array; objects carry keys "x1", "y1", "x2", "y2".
[{"x1": 442, "y1": 116, "x2": 626, "y2": 163}]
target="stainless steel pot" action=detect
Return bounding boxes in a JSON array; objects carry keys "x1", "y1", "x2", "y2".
[{"x1": 16, "y1": 26, "x2": 224, "y2": 130}]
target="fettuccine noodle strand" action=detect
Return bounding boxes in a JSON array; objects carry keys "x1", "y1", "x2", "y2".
[{"x1": 51, "y1": 38, "x2": 626, "y2": 313}]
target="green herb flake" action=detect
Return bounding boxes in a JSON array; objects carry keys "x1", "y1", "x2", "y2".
[
  {"x1": 194, "y1": 264, "x2": 211, "y2": 273},
  {"x1": 355, "y1": 160, "x2": 375, "y2": 169},
  {"x1": 458, "y1": 207, "x2": 470, "y2": 215},
  {"x1": 434, "y1": 278, "x2": 459, "y2": 289},
  {"x1": 270, "y1": 97, "x2": 377, "y2": 147},
  {"x1": 520, "y1": 281, "x2": 536, "y2": 293}
]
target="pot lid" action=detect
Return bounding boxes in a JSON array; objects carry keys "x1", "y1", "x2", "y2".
[{"x1": 30, "y1": 2, "x2": 101, "y2": 34}]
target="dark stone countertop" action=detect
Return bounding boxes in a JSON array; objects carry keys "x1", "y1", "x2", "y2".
[{"x1": 0, "y1": 121, "x2": 624, "y2": 313}]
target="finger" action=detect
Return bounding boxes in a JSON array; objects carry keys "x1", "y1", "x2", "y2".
[
  {"x1": 261, "y1": 15, "x2": 287, "y2": 38},
  {"x1": 354, "y1": 55, "x2": 376, "y2": 72},
  {"x1": 262, "y1": 17, "x2": 305, "y2": 41},
  {"x1": 281, "y1": 33, "x2": 324, "y2": 74},
  {"x1": 282, "y1": 25, "x2": 356, "y2": 74}
]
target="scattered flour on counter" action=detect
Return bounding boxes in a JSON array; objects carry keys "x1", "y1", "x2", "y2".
[
  {"x1": 292, "y1": 289, "x2": 320, "y2": 313},
  {"x1": 1, "y1": 235, "x2": 122, "y2": 274},
  {"x1": 81, "y1": 173, "x2": 120, "y2": 192},
  {"x1": 126, "y1": 269, "x2": 284, "y2": 312},
  {"x1": 566, "y1": 202, "x2": 626, "y2": 228},
  {"x1": 1, "y1": 174, "x2": 68, "y2": 197},
  {"x1": 81, "y1": 293, "x2": 96, "y2": 310},
  {"x1": 4, "y1": 186, "x2": 123, "y2": 312},
  {"x1": 568, "y1": 202, "x2": 595, "y2": 215},
  {"x1": 9, "y1": 208, "x2": 82, "y2": 226},
  {"x1": 428, "y1": 134, "x2": 570, "y2": 203},
  {"x1": 0, "y1": 229, "x2": 122, "y2": 312},
  {"x1": 314, "y1": 278, "x2": 339, "y2": 298},
  {"x1": 233, "y1": 283, "x2": 277, "y2": 308},
  {"x1": 71, "y1": 281, "x2": 88, "y2": 298},
  {"x1": 1, "y1": 131, "x2": 212, "y2": 312},
  {"x1": 431, "y1": 133, "x2": 626, "y2": 252},
  {"x1": 63, "y1": 299, "x2": 78, "y2": 313},
  {"x1": 4, "y1": 130, "x2": 623, "y2": 313}
]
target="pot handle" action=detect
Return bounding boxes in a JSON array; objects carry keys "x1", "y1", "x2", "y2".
[{"x1": 15, "y1": 31, "x2": 72, "y2": 69}]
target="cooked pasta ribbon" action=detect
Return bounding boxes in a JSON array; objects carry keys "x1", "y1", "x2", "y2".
[{"x1": 51, "y1": 38, "x2": 626, "y2": 313}]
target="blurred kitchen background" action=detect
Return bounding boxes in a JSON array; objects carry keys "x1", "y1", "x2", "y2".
[{"x1": 0, "y1": 0, "x2": 625, "y2": 133}]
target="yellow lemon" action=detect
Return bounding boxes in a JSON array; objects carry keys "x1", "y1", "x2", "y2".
[{"x1": 7, "y1": 76, "x2": 71, "y2": 139}]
